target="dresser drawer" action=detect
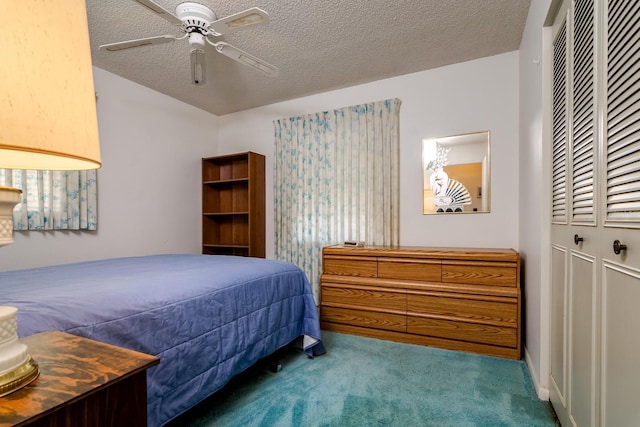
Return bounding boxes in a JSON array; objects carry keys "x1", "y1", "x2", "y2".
[
  {"x1": 407, "y1": 316, "x2": 517, "y2": 348},
  {"x1": 323, "y1": 255, "x2": 377, "y2": 277},
  {"x1": 407, "y1": 292, "x2": 517, "y2": 325},
  {"x1": 441, "y1": 261, "x2": 518, "y2": 287},
  {"x1": 378, "y1": 258, "x2": 441, "y2": 281},
  {"x1": 322, "y1": 306, "x2": 406, "y2": 332},
  {"x1": 322, "y1": 285, "x2": 406, "y2": 311}
]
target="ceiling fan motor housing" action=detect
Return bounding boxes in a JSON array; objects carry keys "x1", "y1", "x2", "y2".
[{"x1": 176, "y1": 2, "x2": 216, "y2": 35}]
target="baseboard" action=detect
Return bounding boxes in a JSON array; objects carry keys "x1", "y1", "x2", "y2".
[{"x1": 524, "y1": 346, "x2": 550, "y2": 400}]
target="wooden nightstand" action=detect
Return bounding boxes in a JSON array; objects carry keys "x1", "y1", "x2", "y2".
[{"x1": 0, "y1": 330, "x2": 159, "y2": 426}]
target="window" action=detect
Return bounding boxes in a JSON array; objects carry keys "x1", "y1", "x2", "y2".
[{"x1": 273, "y1": 99, "x2": 401, "y2": 298}]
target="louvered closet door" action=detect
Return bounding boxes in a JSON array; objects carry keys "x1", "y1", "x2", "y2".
[
  {"x1": 550, "y1": 13, "x2": 571, "y2": 426},
  {"x1": 550, "y1": 14, "x2": 568, "y2": 423},
  {"x1": 549, "y1": 1, "x2": 599, "y2": 426},
  {"x1": 550, "y1": 0, "x2": 640, "y2": 425},
  {"x1": 600, "y1": 0, "x2": 640, "y2": 425},
  {"x1": 568, "y1": 2, "x2": 598, "y2": 426}
]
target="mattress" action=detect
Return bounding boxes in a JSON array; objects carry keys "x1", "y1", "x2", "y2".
[{"x1": 0, "y1": 254, "x2": 325, "y2": 426}]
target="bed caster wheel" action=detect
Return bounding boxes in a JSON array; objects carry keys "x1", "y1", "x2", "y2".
[
  {"x1": 268, "y1": 359, "x2": 282, "y2": 373},
  {"x1": 269, "y1": 362, "x2": 282, "y2": 373}
]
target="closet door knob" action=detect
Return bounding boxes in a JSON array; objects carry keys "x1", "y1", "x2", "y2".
[
  {"x1": 574, "y1": 234, "x2": 583, "y2": 245},
  {"x1": 613, "y1": 240, "x2": 627, "y2": 255}
]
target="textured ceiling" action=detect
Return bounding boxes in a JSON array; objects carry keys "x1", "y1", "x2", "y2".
[{"x1": 87, "y1": 0, "x2": 531, "y2": 116}]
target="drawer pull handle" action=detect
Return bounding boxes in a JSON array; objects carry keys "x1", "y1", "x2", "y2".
[
  {"x1": 613, "y1": 240, "x2": 627, "y2": 255},
  {"x1": 574, "y1": 234, "x2": 583, "y2": 245}
]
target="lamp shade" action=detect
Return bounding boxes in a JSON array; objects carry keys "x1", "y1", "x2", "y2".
[{"x1": 0, "y1": 0, "x2": 101, "y2": 171}]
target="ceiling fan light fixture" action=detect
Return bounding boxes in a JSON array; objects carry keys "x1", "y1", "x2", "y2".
[
  {"x1": 190, "y1": 48, "x2": 206, "y2": 86},
  {"x1": 188, "y1": 32, "x2": 205, "y2": 48}
]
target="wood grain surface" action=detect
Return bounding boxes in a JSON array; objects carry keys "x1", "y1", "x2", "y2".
[
  {"x1": 320, "y1": 245, "x2": 522, "y2": 359},
  {"x1": 0, "y1": 331, "x2": 159, "y2": 427}
]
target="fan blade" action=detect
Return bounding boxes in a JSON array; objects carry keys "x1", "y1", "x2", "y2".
[
  {"x1": 211, "y1": 42, "x2": 280, "y2": 77},
  {"x1": 99, "y1": 35, "x2": 178, "y2": 52},
  {"x1": 212, "y1": 42, "x2": 279, "y2": 77},
  {"x1": 209, "y1": 7, "x2": 269, "y2": 35},
  {"x1": 190, "y1": 49, "x2": 206, "y2": 86},
  {"x1": 133, "y1": 0, "x2": 183, "y2": 25}
]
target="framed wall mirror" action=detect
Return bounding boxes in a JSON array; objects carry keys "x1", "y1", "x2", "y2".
[{"x1": 422, "y1": 131, "x2": 490, "y2": 214}]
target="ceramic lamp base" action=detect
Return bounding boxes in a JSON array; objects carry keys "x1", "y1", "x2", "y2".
[
  {"x1": 0, "y1": 186, "x2": 21, "y2": 247},
  {"x1": 0, "y1": 356, "x2": 39, "y2": 398},
  {"x1": 0, "y1": 307, "x2": 39, "y2": 397}
]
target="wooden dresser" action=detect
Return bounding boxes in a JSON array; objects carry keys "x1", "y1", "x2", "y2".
[{"x1": 320, "y1": 245, "x2": 521, "y2": 359}]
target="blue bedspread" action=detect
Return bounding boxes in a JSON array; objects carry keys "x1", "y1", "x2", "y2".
[{"x1": 0, "y1": 254, "x2": 325, "y2": 426}]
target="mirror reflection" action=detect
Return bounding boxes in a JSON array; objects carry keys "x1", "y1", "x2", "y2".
[{"x1": 422, "y1": 131, "x2": 490, "y2": 214}]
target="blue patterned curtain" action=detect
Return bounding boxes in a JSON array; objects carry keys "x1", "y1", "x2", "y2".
[
  {"x1": 274, "y1": 98, "x2": 401, "y2": 299},
  {"x1": 0, "y1": 169, "x2": 97, "y2": 230}
]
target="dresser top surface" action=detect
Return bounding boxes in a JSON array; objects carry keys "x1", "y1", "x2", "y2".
[{"x1": 323, "y1": 245, "x2": 519, "y2": 262}]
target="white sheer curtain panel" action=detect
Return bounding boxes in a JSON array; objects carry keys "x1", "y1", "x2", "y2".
[
  {"x1": 0, "y1": 169, "x2": 97, "y2": 230},
  {"x1": 274, "y1": 98, "x2": 401, "y2": 299}
]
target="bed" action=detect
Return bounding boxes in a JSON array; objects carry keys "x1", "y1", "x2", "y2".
[{"x1": 0, "y1": 254, "x2": 325, "y2": 426}]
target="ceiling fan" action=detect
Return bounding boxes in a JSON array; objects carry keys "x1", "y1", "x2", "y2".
[{"x1": 99, "y1": 0, "x2": 279, "y2": 86}]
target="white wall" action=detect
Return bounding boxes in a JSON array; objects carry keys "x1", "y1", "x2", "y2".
[
  {"x1": 519, "y1": 0, "x2": 552, "y2": 399},
  {"x1": 218, "y1": 52, "x2": 520, "y2": 259},
  {"x1": 0, "y1": 67, "x2": 218, "y2": 271}
]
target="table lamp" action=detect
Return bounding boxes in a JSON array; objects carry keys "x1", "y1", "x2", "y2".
[{"x1": 0, "y1": 0, "x2": 102, "y2": 396}]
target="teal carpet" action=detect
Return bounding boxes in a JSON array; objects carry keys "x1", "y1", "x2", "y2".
[{"x1": 167, "y1": 332, "x2": 559, "y2": 426}]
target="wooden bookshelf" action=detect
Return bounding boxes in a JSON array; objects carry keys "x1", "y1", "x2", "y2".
[{"x1": 202, "y1": 152, "x2": 265, "y2": 257}]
